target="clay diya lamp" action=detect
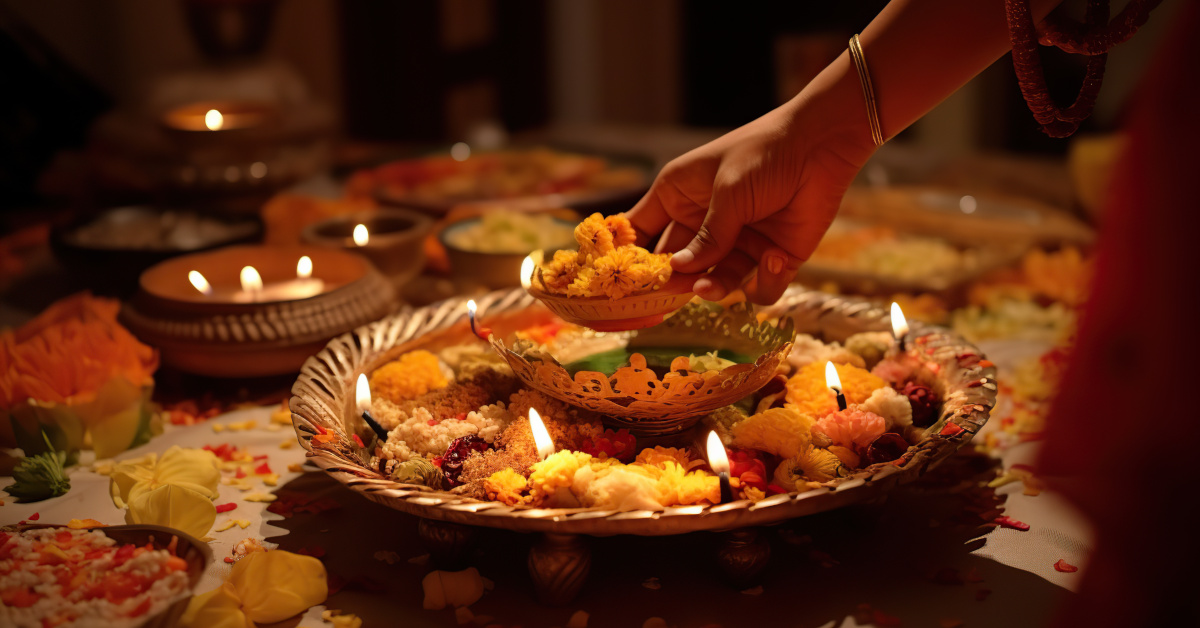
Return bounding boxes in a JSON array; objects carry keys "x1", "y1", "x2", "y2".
[
  {"x1": 302, "y1": 208, "x2": 433, "y2": 287},
  {"x1": 121, "y1": 244, "x2": 397, "y2": 377}
]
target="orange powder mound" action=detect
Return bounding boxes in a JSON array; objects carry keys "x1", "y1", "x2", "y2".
[
  {"x1": 0, "y1": 293, "x2": 158, "y2": 409},
  {"x1": 369, "y1": 350, "x2": 449, "y2": 404},
  {"x1": 785, "y1": 361, "x2": 886, "y2": 418}
]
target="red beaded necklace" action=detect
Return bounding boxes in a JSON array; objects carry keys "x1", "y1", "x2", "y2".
[{"x1": 1005, "y1": 0, "x2": 1163, "y2": 137}]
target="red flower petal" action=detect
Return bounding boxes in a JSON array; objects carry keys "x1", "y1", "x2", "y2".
[
  {"x1": 1053, "y1": 559, "x2": 1078, "y2": 573},
  {"x1": 215, "y1": 503, "x2": 237, "y2": 513},
  {"x1": 994, "y1": 516, "x2": 1030, "y2": 531}
]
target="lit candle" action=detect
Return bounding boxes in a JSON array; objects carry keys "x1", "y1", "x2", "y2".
[
  {"x1": 528, "y1": 408, "x2": 555, "y2": 460},
  {"x1": 355, "y1": 373, "x2": 389, "y2": 442},
  {"x1": 353, "y1": 224, "x2": 369, "y2": 247},
  {"x1": 891, "y1": 302, "x2": 910, "y2": 352},
  {"x1": 466, "y1": 299, "x2": 492, "y2": 340},
  {"x1": 520, "y1": 254, "x2": 536, "y2": 291},
  {"x1": 238, "y1": 266, "x2": 263, "y2": 302},
  {"x1": 189, "y1": 270, "x2": 213, "y2": 296},
  {"x1": 825, "y1": 361, "x2": 847, "y2": 411},
  {"x1": 205, "y1": 109, "x2": 223, "y2": 131},
  {"x1": 706, "y1": 430, "x2": 733, "y2": 504},
  {"x1": 287, "y1": 255, "x2": 326, "y2": 297}
]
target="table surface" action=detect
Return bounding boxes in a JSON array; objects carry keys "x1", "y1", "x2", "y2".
[{"x1": 0, "y1": 336, "x2": 1090, "y2": 628}]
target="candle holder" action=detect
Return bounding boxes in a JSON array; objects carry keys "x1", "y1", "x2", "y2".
[
  {"x1": 121, "y1": 245, "x2": 397, "y2": 377},
  {"x1": 302, "y1": 209, "x2": 433, "y2": 288}
]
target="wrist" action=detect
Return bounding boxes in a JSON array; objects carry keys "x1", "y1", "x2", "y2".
[{"x1": 786, "y1": 49, "x2": 879, "y2": 169}]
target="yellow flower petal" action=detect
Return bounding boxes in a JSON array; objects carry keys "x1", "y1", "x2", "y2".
[
  {"x1": 74, "y1": 377, "x2": 148, "y2": 460},
  {"x1": 125, "y1": 483, "x2": 217, "y2": 539},
  {"x1": 229, "y1": 550, "x2": 327, "y2": 624},
  {"x1": 421, "y1": 568, "x2": 486, "y2": 610},
  {"x1": 180, "y1": 583, "x2": 251, "y2": 628},
  {"x1": 244, "y1": 492, "x2": 276, "y2": 502}
]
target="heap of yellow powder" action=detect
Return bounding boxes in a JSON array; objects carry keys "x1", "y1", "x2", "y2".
[
  {"x1": 369, "y1": 350, "x2": 448, "y2": 404},
  {"x1": 785, "y1": 361, "x2": 885, "y2": 418}
]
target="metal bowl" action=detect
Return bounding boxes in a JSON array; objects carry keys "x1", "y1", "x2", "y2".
[{"x1": 289, "y1": 286, "x2": 997, "y2": 536}]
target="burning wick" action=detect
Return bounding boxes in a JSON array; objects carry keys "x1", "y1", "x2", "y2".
[
  {"x1": 706, "y1": 431, "x2": 733, "y2": 504},
  {"x1": 204, "y1": 109, "x2": 223, "y2": 131},
  {"x1": 355, "y1": 373, "x2": 389, "y2": 442},
  {"x1": 297, "y1": 255, "x2": 313, "y2": 279},
  {"x1": 520, "y1": 253, "x2": 537, "y2": 291},
  {"x1": 240, "y1": 266, "x2": 263, "y2": 302},
  {"x1": 466, "y1": 299, "x2": 492, "y2": 340},
  {"x1": 825, "y1": 361, "x2": 848, "y2": 411},
  {"x1": 528, "y1": 408, "x2": 555, "y2": 461},
  {"x1": 891, "y1": 302, "x2": 910, "y2": 352},
  {"x1": 188, "y1": 270, "x2": 212, "y2": 296},
  {"x1": 352, "y1": 224, "x2": 369, "y2": 247}
]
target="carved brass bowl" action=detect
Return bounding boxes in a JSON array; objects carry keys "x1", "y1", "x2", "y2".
[{"x1": 489, "y1": 301, "x2": 795, "y2": 436}]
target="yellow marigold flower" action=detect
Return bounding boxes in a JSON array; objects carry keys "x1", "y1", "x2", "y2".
[
  {"x1": 566, "y1": 267, "x2": 598, "y2": 298},
  {"x1": 731, "y1": 406, "x2": 815, "y2": 459},
  {"x1": 593, "y1": 248, "x2": 642, "y2": 299},
  {"x1": 635, "y1": 446, "x2": 694, "y2": 470},
  {"x1": 539, "y1": 249, "x2": 581, "y2": 293},
  {"x1": 574, "y1": 213, "x2": 615, "y2": 260},
  {"x1": 785, "y1": 362, "x2": 885, "y2": 418},
  {"x1": 370, "y1": 350, "x2": 448, "y2": 404},
  {"x1": 528, "y1": 450, "x2": 592, "y2": 506},
  {"x1": 774, "y1": 446, "x2": 848, "y2": 488},
  {"x1": 605, "y1": 213, "x2": 638, "y2": 247},
  {"x1": 484, "y1": 468, "x2": 528, "y2": 506},
  {"x1": 650, "y1": 461, "x2": 719, "y2": 506}
]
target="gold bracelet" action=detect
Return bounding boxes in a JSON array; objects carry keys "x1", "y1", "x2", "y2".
[{"x1": 848, "y1": 34, "x2": 885, "y2": 147}]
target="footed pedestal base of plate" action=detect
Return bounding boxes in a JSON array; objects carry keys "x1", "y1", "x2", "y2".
[
  {"x1": 418, "y1": 518, "x2": 476, "y2": 570},
  {"x1": 528, "y1": 533, "x2": 592, "y2": 606},
  {"x1": 715, "y1": 528, "x2": 772, "y2": 589}
]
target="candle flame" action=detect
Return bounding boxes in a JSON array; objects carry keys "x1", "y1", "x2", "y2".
[
  {"x1": 890, "y1": 302, "x2": 909, "y2": 340},
  {"x1": 825, "y1": 361, "x2": 842, "y2": 393},
  {"x1": 240, "y1": 265, "x2": 263, "y2": 296},
  {"x1": 706, "y1": 430, "x2": 730, "y2": 475},
  {"x1": 467, "y1": 299, "x2": 477, "y2": 317},
  {"x1": 353, "y1": 224, "x2": 369, "y2": 246},
  {"x1": 520, "y1": 253, "x2": 537, "y2": 290},
  {"x1": 188, "y1": 270, "x2": 212, "y2": 296},
  {"x1": 355, "y1": 373, "x2": 372, "y2": 414},
  {"x1": 297, "y1": 255, "x2": 313, "y2": 279},
  {"x1": 204, "y1": 109, "x2": 223, "y2": 131},
  {"x1": 528, "y1": 408, "x2": 555, "y2": 460}
]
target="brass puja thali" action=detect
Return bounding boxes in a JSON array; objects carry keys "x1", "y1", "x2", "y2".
[{"x1": 289, "y1": 286, "x2": 997, "y2": 603}]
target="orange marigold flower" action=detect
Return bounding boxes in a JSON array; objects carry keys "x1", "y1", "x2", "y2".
[
  {"x1": 0, "y1": 293, "x2": 157, "y2": 410},
  {"x1": 539, "y1": 249, "x2": 580, "y2": 293},
  {"x1": 785, "y1": 361, "x2": 885, "y2": 418},
  {"x1": 574, "y1": 213, "x2": 615, "y2": 260},
  {"x1": 566, "y1": 268, "x2": 598, "y2": 298},
  {"x1": 593, "y1": 248, "x2": 641, "y2": 299},
  {"x1": 605, "y1": 214, "x2": 638, "y2": 247}
]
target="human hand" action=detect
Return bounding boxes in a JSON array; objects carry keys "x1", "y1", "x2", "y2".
[{"x1": 628, "y1": 67, "x2": 877, "y2": 305}]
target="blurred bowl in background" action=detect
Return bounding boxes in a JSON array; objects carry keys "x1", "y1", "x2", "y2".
[
  {"x1": 50, "y1": 205, "x2": 262, "y2": 296},
  {"x1": 439, "y1": 213, "x2": 577, "y2": 290},
  {"x1": 301, "y1": 207, "x2": 433, "y2": 287}
]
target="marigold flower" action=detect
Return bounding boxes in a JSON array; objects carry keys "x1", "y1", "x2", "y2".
[
  {"x1": 539, "y1": 249, "x2": 581, "y2": 292},
  {"x1": 605, "y1": 213, "x2": 638, "y2": 247},
  {"x1": 574, "y1": 213, "x2": 615, "y2": 260}
]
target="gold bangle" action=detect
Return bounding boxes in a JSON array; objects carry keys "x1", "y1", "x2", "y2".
[{"x1": 848, "y1": 34, "x2": 885, "y2": 147}]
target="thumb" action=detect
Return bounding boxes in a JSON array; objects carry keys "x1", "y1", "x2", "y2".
[{"x1": 670, "y1": 184, "x2": 745, "y2": 274}]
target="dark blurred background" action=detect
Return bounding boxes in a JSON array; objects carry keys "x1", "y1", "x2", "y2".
[{"x1": 1, "y1": 0, "x2": 1175, "y2": 206}]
